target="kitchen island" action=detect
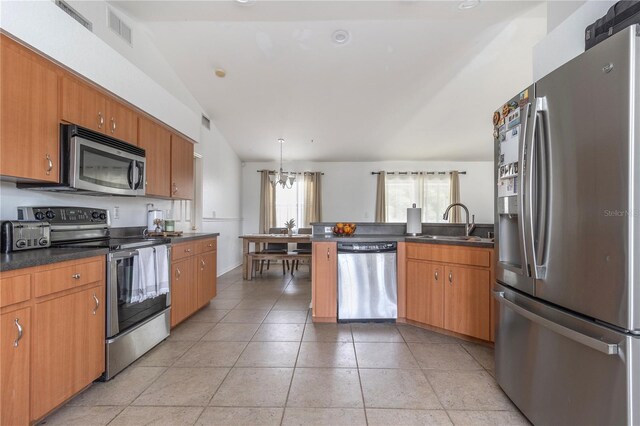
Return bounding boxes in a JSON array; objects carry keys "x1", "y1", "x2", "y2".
[{"x1": 310, "y1": 222, "x2": 495, "y2": 342}]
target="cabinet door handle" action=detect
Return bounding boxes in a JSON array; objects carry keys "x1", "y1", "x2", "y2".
[
  {"x1": 327, "y1": 248, "x2": 330, "y2": 259},
  {"x1": 208, "y1": 243, "x2": 213, "y2": 248},
  {"x1": 72, "y1": 273, "x2": 81, "y2": 280},
  {"x1": 45, "y1": 153, "x2": 53, "y2": 174},
  {"x1": 92, "y1": 293, "x2": 99, "y2": 315},
  {"x1": 98, "y1": 112, "x2": 104, "y2": 128},
  {"x1": 185, "y1": 248, "x2": 192, "y2": 253},
  {"x1": 14, "y1": 318, "x2": 23, "y2": 348},
  {"x1": 201, "y1": 259, "x2": 206, "y2": 269},
  {"x1": 172, "y1": 183, "x2": 178, "y2": 195},
  {"x1": 434, "y1": 270, "x2": 438, "y2": 281},
  {"x1": 449, "y1": 271, "x2": 453, "y2": 284},
  {"x1": 176, "y1": 268, "x2": 181, "y2": 278},
  {"x1": 110, "y1": 117, "x2": 116, "y2": 134}
]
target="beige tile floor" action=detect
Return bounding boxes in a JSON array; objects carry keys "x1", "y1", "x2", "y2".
[{"x1": 40, "y1": 265, "x2": 530, "y2": 426}]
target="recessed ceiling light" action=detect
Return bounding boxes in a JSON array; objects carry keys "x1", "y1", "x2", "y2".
[
  {"x1": 458, "y1": 0, "x2": 480, "y2": 10},
  {"x1": 235, "y1": 0, "x2": 256, "y2": 5},
  {"x1": 214, "y1": 68, "x2": 226, "y2": 78},
  {"x1": 332, "y1": 29, "x2": 350, "y2": 45}
]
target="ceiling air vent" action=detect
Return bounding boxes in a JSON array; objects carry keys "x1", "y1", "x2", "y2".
[
  {"x1": 55, "y1": 0, "x2": 92, "y2": 31},
  {"x1": 107, "y1": 8, "x2": 133, "y2": 45},
  {"x1": 201, "y1": 115, "x2": 211, "y2": 130}
]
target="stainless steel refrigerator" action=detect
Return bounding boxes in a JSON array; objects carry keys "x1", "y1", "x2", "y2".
[{"x1": 493, "y1": 25, "x2": 640, "y2": 425}]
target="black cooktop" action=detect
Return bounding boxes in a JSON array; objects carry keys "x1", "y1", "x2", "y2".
[{"x1": 57, "y1": 237, "x2": 170, "y2": 251}]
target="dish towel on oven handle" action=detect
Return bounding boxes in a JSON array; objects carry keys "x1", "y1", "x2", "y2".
[
  {"x1": 135, "y1": 246, "x2": 157, "y2": 302},
  {"x1": 155, "y1": 245, "x2": 170, "y2": 295}
]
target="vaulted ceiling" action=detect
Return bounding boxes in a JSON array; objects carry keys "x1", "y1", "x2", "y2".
[{"x1": 112, "y1": 1, "x2": 546, "y2": 162}]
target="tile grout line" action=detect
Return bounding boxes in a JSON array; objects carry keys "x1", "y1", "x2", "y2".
[{"x1": 349, "y1": 324, "x2": 370, "y2": 426}]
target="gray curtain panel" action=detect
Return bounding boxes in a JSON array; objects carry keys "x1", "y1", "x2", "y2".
[
  {"x1": 449, "y1": 171, "x2": 461, "y2": 223},
  {"x1": 303, "y1": 172, "x2": 322, "y2": 227},
  {"x1": 375, "y1": 171, "x2": 387, "y2": 222},
  {"x1": 259, "y1": 170, "x2": 276, "y2": 233}
]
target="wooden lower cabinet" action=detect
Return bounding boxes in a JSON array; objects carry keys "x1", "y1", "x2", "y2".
[
  {"x1": 0, "y1": 256, "x2": 106, "y2": 424},
  {"x1": 444, "y1": 265, "x2": 491, "y2": 341},
  {"x1": 0, "y1": 307, "x2": 30, "y2": 426},
  {"x1": 170, "y1": 257, "x2": 196, "y2": 327},
  {"x1": 406, "y1": 260, "x2": 444, "y2": 328},
  {"x1": 197, "y1": 251, "x2": 217, "y2": 308},
  {"x1": 311, "y1": 242, "x2": 337, "y2": 322},
  {"x1": 171, "y1": 238, "x2": 218, "y2": 327},
  {"x1": 405, "y1": 243, "x2": 493, "y2": 341},
  {"x1": 31, "y1": 283, "x2": 105, "y2": 420}
]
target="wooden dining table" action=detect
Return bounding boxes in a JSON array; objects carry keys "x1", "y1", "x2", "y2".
[{"x1": 238, "y1": 233, "x2": 312, "y2": 279}]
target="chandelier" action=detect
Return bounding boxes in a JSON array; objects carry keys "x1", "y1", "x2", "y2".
[{"x1": 270, "y1": 138, "x2": 296, "y2": 189}]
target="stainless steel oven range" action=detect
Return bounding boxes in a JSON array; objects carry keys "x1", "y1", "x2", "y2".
[{"x1": 18, "y1": 206, "x2": 171, "y2": 380}]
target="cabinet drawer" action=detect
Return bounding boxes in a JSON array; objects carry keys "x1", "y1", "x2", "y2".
[
  {"x1": 196, "y1": 238, "x2": 217, "y2": 254},
  {"x1": 406, "y1": 243, "x2": 491, "y2": 268},
  {"x1": 172, "y1": 242, "x2": 196, "y2": 260},
  {"x1": 0, "y1": 273, "x2": 31, "y2": 307},
  {"x1": 34, "y1": 258, "x2": 104, "y2": 298}
]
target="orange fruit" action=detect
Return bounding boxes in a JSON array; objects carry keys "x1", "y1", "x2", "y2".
[{"x1": 336, "y1": 223, "x2": 344, "y2": 229}]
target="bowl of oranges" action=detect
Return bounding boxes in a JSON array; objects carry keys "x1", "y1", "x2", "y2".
[{"x1": 333, "y1": 223, "x2": 357, "y2": 236}]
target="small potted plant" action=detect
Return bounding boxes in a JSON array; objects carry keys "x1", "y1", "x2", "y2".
[{"x1": 285, "y1": 218, "x2": 296, "y2": 236}]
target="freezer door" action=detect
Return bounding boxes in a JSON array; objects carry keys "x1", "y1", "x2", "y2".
[
  {"x1": 532, "y1": 26, "x2": 639, "y2": 331},
  {"x1": 494, "y1": 86, "x2": 536, "y2": 295},
  {"x1": 494, "y1": 284, "x2": 639, "y2": 425}
]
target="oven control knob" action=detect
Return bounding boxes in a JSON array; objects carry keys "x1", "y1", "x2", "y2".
[
  {"x1": 38, "y1": 238, "x2": 49, "y2": 246},
  {"x1": 15, "y1": 239, "x2": 27, "y2": 248},
  {"x1": 92, "y1": 211, "x2": 100, "y2": 219},
  {"x1": 99, "y1": 213, "x2": 107, "y2": 220},
  {"x1": 35, "y1": 211, "x2": 45, "y2": 220},
  {"x1": 45, "y1": 210, "x2": 56, "y2": 219}
]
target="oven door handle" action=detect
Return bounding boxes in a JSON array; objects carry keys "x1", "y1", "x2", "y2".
[{"x1": 109, "y1": 250, "x2": 140, "y2": 260}]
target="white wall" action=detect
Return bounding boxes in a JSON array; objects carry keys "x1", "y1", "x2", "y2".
[
  {"x1": 241, "y1": 161, "x2": 494, "y2": 235},
  {"x1": 0, "y1": 0, "x2": 244, "y2": 275},
  {"x1": 195, "y1": 124, "x2": 244, "y2": 275},
  {"x1": 533, "y1": 1, "x2": 616, "y2": 79}
]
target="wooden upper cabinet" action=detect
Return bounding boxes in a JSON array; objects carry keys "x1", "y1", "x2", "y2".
[
  {"x1": 170, "y1": 134, "x2": 194, "y2": 200},
  {"x1": 312, "y1": 242, "x2": 338, "y2": 321},
  {"x1": 106, "y1": 99, "x2": 137, "y2": 145},
  {"x1": 138, "y1": 116, "x2": 171, "y2": 197},
  {"x1": 1, "y1": 35, "x2": 59, "y2": 182},
  {"x1": 61, "y1": 75, "x2": 138, "y2": 146},
  {"x1": 60, "y1": 75, "x2": 107, "y2": 133}
]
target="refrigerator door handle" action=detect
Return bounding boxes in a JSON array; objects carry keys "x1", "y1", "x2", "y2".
[
  {"x1": 519, "y1": 102, "x2": 533, "y2": 276},
  {"x1": 533, "y1": 97, "x2": 550, "y2": 278},
  {"x1": 493, "y1": 290, "x2": 619, "y2": 355},
  {"x1": 524, "y1": 97, "x2": 549, "y2": 280}
]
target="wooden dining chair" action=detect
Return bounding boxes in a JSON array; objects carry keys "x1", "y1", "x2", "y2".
[{"x1": 292, "y1": 227, "x2": 312, "y2": 271}]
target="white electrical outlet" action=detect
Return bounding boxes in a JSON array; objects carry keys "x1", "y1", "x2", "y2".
[
  {"x1": 113, "y1": 206, "x2": 120, "y2": 220},
  {"x1": 324, "y1": 226, "x2": 332, "y2": 233}
]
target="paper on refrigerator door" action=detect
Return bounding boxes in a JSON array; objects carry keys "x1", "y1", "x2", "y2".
[
  {"x1": 499, "y1": 125, "x2": 520, "y2": 166},
  {"x1": 497, "y1": 176, "x2": 518, "y2": 197}
]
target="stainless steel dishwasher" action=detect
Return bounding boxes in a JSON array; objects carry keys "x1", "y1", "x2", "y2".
[{"x1": 337, "y1": 242, "x2": 397, "y2": 322}]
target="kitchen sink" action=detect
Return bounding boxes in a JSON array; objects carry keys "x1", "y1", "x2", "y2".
[{"x1": 418, "y1": 235, "x2": 482, "y2": 242}]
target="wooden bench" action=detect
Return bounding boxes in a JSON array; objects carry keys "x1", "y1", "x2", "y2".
[{"x1": 246, "y1": 252, "x2": 312, "y2": 280}]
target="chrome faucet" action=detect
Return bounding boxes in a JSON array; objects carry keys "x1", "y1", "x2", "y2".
[{"x1": 443, "y1": 203, "x2": 476, "y2": 236}]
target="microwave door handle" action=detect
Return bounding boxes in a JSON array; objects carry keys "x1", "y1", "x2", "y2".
[
  {"x1": 133, "y1": 162, "x2": 141, "y2": 189},
  {"x1": 127, "y1": 161, "x2": 135, "y2": 189}
]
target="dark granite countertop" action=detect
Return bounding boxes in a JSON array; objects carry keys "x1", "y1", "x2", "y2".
[
  {"x1": 165, "y1": 232, "x2": 219, "y2": 243},
  {"x1": 1, "y1": 247, "x2": 109, "y2": 273},
  {"x1": 312, "y1": 234, "x2": 494, "y2": 248}
]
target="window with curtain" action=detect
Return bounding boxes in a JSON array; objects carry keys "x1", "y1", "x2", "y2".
[
  {"x1": 272, "y1": 172, "x2": 322, "y2": 229},
  {"x1": 385, "y1": 173, "x2": 452, "y2": 223}
]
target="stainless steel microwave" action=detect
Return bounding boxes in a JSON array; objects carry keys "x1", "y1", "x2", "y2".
[{"x1": 19, "y1": 124, "x2": 146, "y2": 196}]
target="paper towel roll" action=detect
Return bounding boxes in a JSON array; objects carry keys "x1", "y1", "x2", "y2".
[{"x1": 406, "y1": 205, "x2": 422, "y2": 235}]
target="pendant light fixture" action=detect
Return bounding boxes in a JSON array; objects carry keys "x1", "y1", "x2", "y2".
[{"x1": 270, "y1": 138, "x2": 296, "y2": 189}]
